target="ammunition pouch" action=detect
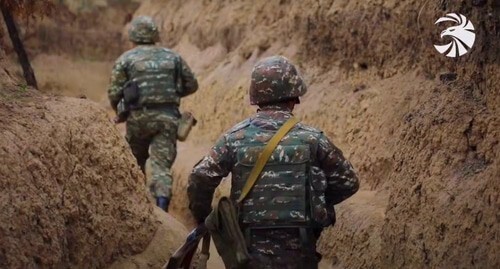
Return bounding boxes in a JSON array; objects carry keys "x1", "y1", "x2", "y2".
[
  {"x1": 114, "y1": 81, "x2": 140, "y2": 123},
  {"x1": 177, "y1": 112, "x2": 197, "y2": 141},
  {"x1": 123, "y1": 80, "x2": 140, "y2": 108},
  {"x1": 205, "y1": 197, "x2": 251, "y2": 269}
]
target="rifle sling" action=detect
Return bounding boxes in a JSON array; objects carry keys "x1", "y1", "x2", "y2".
[
  {"x1": 236, "y1": 117, "x2": 300, "y2": 204},
  {"x1": 200, "y1": 117, "x2": 299, "y2": 267},
  {"x1": 201, "y1": 234, "x2": 210, "y2": 256}
]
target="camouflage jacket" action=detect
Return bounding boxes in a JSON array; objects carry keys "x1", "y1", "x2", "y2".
[
  {"x1": 188, "y1": 109, "x2": 359, "y2": 224},
  {"x1": 108, "y1": 45, "x2": 198, "y2": 113}
]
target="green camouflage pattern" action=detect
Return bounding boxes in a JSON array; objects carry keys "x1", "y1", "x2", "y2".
[
  {"x1": 108, "y1": 42, "x2": 198, "y2": 199},
  {"x1": 108, "y1": 45, "x2": 198, "y2": 110},
  {"x1": 126, "y1": 109, "x2": 178, "y2": 198},
  {"x1": 249, "y1": 56, "x2": 307, "y2": 105},
  {"x1": 128, "y1": 16, "x2": 159, "y2": 44},
  {"x1": 232, "y1": 130, "x2": 321, "y2": 226},
  {"x1": 247, "y1": 228, "x2": 319, "y2": 269},
  {"x1": 188, "y1": 109, "x2": 359, "y2": 267}
]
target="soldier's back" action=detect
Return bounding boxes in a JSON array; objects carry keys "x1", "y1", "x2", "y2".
[{"x1": 224, "y1": 110, "x2": 323, "y2": 269}]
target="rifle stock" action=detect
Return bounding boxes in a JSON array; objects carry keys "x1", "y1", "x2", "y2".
[{"x1": 166, "y1": 225, "x2": 209, "y2": 269}]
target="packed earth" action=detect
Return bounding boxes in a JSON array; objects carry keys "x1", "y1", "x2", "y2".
[{"x1": 0, "y1": 0, "x2": 498, "y2": 268}]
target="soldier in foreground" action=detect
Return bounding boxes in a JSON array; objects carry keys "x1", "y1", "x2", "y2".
[
  {"x1": 187, "y1": 56, "x2": 359, "y2": 268},
  {"x1": 108, "y1": 16, "x2": 198, "y2": 212}
]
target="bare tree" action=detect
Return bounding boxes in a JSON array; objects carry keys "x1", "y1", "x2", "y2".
[
  {"x1": 1, "y1": 2, "x2": 37, "y2": 89},
  {"x1": 0, "y1": 0, "x2": 54, "y2": 90}
]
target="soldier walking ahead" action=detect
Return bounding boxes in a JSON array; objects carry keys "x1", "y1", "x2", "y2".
[
  {"x1": 188, "y1": 56, "x2": 359, "y2": 268},
  {"x1": 108, "y1": 16, "x2": 198, "y2": 212}
]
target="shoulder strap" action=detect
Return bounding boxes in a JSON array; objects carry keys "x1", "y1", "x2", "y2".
[{"x1": 236, "y1": 117, "x2": 300, "y2": 204}]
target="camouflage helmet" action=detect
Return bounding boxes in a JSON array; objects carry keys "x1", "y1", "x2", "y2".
[
  {"x1": 249, "y1": 56, "x2": 307, "y2": 105},
  {"x1": 128, "y1": 16, "x2": 159, "y2": 44}
]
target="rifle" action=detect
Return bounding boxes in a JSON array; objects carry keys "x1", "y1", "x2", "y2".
[{"x1": 166, "y1": 224, "x2": 210, "y2": 269}]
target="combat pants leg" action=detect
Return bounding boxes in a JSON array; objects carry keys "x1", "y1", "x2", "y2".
[
  {"x1": 149, "y1": 122, "x2": 177, "y2": 205},
  {"x1": 126, "y1": 111, "x2": 178, "y2": 211},
  {"x1": 126, "y1": 121, "x2": 152, "y2": 174}
]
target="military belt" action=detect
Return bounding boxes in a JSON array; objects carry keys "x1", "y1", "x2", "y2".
[{"x1": 131, "y1": 103, "x2": 179, "y2": 111}]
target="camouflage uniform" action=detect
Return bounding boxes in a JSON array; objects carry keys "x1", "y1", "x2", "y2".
[
  {"x1": 188, "y1": 56, "x2": 358, "y2": 268},
  {"x1": 108, "y1": 16, "x2": 198, "y2": 204}
]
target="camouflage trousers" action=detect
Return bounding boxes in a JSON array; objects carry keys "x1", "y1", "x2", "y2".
[
  {"x1": 126, "y1": 109, "x2": 178, "y2": 199},
  {"x1": 246, "y1": 228, "x2": 320, "y2": 269}
]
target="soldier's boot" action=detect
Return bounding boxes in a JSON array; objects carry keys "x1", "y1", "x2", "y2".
[{"x1": 156, "y1": 196, "x2": 170, "y2": 212}]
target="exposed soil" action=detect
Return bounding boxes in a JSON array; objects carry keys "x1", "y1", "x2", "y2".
[
  {"x1": 108, "y1": 208, "x2": 189, "y2": 269},
  {"x1": 0, "y1": 2, "x2": 186, "y2": 269},
  {"x1": 0, "y1": 85, "x2": 159, "y2": 268},
  {"x1": 0, "y1": 0, "x2": 498, "y2": 268},
  {"x1": 31, "y1": 54, "x2": 112, "y2": 106},
  {"x1": 19, "y1": 0, "x2": 140, "y2": 61},
  {"x1": 136, "y1": 0, "x2": 499, "y2": 268}
]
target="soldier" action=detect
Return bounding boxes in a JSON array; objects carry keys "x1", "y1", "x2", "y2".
[
  {"x1": 108, "y1": 16, "x2": 198, "y2": 212},
  {"x1": 188, "y1": 56, "x2": 359, "y2": 268}
]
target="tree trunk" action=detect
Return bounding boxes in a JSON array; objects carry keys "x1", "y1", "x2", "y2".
[{"x1": 0, "y1": 2, "x2": 38, "y2": 89}]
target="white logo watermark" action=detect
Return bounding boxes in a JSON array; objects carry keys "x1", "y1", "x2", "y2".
[{"x1": 434, "y1": 13, "x2": 475, "y2": 58}]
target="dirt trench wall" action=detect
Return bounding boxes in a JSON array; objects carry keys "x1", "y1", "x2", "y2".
[
  {"x1": 380, "y1": 81, "x2": 500, "y2": 268},
  {"x1": 8, "y1": 0, "x2": 141, "y2": 60},
  {"x1": 0, "y1": 90, "x2": 157, "y2": 268},
  {"x1": 136, "y1": 0, "x2": 499, "y2": 144},
  {"x1": 135, "y1": 0, "x2": 499, "y2": 268}
]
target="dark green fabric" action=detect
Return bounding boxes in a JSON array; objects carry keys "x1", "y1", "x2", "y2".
[
  {"x1": 127, "y1": 53, "x2": 180, "y2": 105},
  {"x1": 108, "y1": 45, "x2": 198, "y2": 113},
  {"x1": 205, "y1": 197, "x2": 251, "y2": 269},
  {"x1": 188, "y1": 110, "x2": 360, "y2": 264},
  {"x1": 231, "y1": 138, "x2": 311, "y2": 226},
  {"x1": 128, "y1": 16, "x2": 159, "y2": 44},
  {"x1": 249, "y1": 56, "x2": 307, "y2": 105}
]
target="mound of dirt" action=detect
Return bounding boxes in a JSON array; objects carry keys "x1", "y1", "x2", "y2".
[
  {"x1": 134, "y1": 0, "x2": 499, "y2": 268},
  {"x1": 317, "y1": 190, "x2": 387, "y2": 268},
  {"x1": 108, "y1": 208, "x2": 190, "y2": 269},
  {"x1": 0, "y1": 87, "x2": 158, "y2": 268}
]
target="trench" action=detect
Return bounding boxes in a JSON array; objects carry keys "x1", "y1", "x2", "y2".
[
  {"x1": 31, "y1": 52, "x2": 348, "y2": 268},
  {"x1": 6, "y1": 1, "x2": 497, "y2": 268}
]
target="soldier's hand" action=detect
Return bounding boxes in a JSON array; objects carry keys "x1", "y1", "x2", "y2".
[{"x1": 112, "y1": 116, "x2": 122, "y2": 124}]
